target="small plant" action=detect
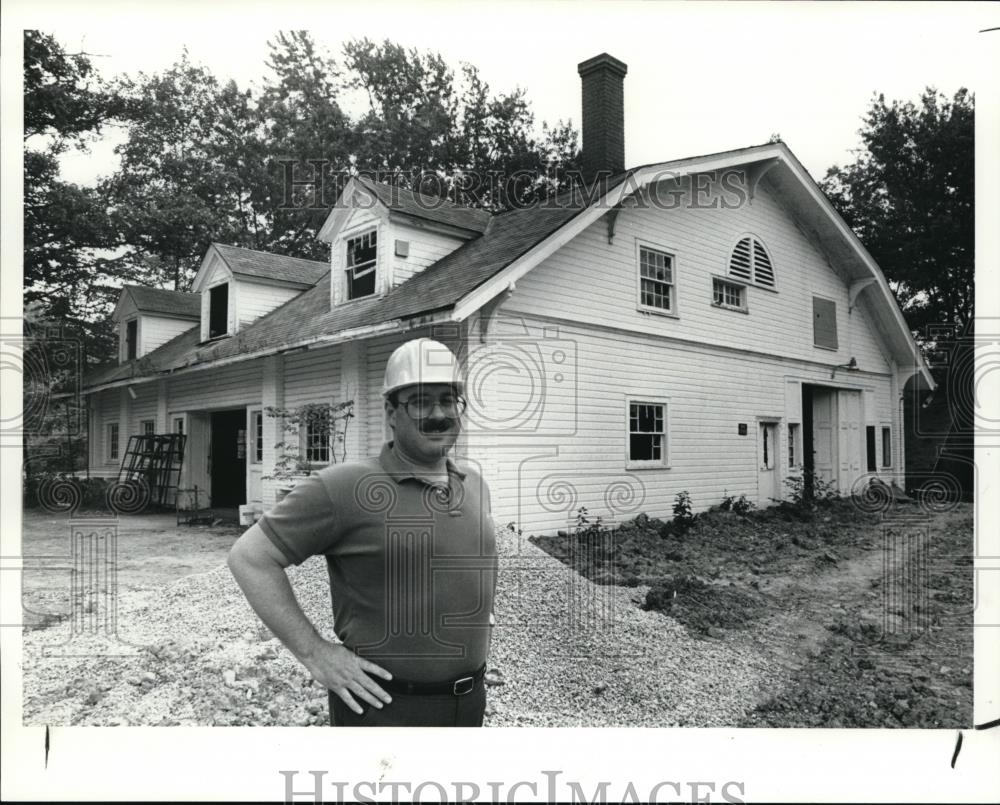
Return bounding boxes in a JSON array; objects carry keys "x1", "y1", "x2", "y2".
[
  {"x1": 783, "y1": 469, "x2": 838, "y2": 507},
  {"x1": 505, "y1": 521, "x2": 523, "y2": 537},
  {"x1": 732, "y1": 494, "x2": 756, "y2": 515},
  {"x1": 672, "y1": 490, "x2": 695, "y2": 531},
  {"x1": 263, "y1": 400, "x2": 354, "y2": 482},
  {"x1": 719, "y1": 491, "x2": 735, "y2": 512}
]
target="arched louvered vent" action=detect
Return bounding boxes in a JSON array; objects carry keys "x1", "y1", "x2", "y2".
[
  {"x1": 729, "y1": 237, "x2": 753, "y2": 281},
  {"x1": 729, "y1": 235, "x2": 775, "y2": 287}
]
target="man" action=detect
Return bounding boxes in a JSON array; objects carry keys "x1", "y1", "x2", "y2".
[{"x1": 227, "y1": 338, "x2": 497, "y2": 727}]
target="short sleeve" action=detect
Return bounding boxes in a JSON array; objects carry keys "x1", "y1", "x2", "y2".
[{"x1": 257, "y1": 474, "x2": 342, "y2": 566}]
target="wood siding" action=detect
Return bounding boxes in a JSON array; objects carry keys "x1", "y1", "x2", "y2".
[
  {"x1": 140, "y1": 315, "x2": 196, "y2": 355},
  {"x1": 509, "y1": 181, "x2": 892, "y2": 374},
  {"x1": 235, "y1": 279, "x2": 301, "y2": 331},
  {"x1": 168, "y1": 362, "x2": 262, "y2": 412},
  {"x1": 463, "y1": 312, "x2": 897, "y2": 536},
  {"x1": 390, "y1": 221, "x2": 464, "y2": 287}
]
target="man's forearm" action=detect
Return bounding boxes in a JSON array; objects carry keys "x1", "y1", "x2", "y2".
[{"x1": 227, "y1": 551, "x2": 327, "y2": 664}]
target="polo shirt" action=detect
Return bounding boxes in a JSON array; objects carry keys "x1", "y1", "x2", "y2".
[{"x1": 258, "y1": 441, "x2": 497, "y2": 682}]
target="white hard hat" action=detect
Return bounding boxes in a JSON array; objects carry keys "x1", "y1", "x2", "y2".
[{"x1": 381, "y1": 338, "x2": 463, "y2": 397}]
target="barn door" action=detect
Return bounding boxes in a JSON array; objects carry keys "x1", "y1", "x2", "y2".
[
  {"x1": 811, "y1": 389, "x2": 838, "y2": 490},
  {"x1": 837, "y1": 390, "x2": 863, "y2": 493}
]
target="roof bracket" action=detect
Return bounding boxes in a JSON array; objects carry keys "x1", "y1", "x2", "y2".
[
  {"x1": 478, "y1": 283, "x2": 515, "y2": 343},
  {"x1": 746, "y1": 158, "x2": 780, "y2": 203},
  {"x1": 848, "y1": 278, "x2": 877, "y2": 313},
  {"x1": 606, "y1": 205, "x2": 622, "y2": 244}
]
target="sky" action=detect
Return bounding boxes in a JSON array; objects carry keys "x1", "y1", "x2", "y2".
[{"x1": 30, "y1": 0, "x2": 994, "y2": 188}]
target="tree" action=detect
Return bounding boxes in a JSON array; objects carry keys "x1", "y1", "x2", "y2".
[
  {"x1": 23, "y1": 31, "x2": 124, "y2": 362},
  {"x1": 821, "y1": 88, "x2": 974, "y2": 341}
]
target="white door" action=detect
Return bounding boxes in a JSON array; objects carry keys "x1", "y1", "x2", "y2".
[
  {"x1": 186, "y1": 412, "x2": 212, "y2": 506},
  {"x1": 837, "y1": 390, "x2": 863, "y2": 494},
  {"x1": 757, "y1": 421, "x2": 780, "y2": 507},
  {"x1": 812, "y1": 389, "x2": 838, "y2": 489},
  {"x1": 247, "y1": 406, "x2": 263, "y2": 504}
]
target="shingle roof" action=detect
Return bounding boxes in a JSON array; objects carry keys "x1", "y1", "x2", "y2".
[
  {"x1": 124, "y1": 285, "x2": 200, "y2": 318},
  {"x1": 213, "y1": 243, "x2": 329, "y2": 286},
  {"x1": 356, "y1": 176, "x2": 492, "y2": 234},
  {"x1": 80, "y1": 173, "x2": 642, "y2": 390}
]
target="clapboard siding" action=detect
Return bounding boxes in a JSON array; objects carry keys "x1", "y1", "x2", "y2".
[
  {"x1": 510, "y1": 181, "x2": 891, "y2": 374},
  {"x1": 391, "y1": 222, "x2": 464, "y2": 286},
  {"x1": 464, "y1": 313, "x2": 896, "y2": 535},
  {"x1": 90, "y1": 388, "x2": 121, "y2": 471},
  {"x1": 283, "y1": 346, "x2": 341, "y2": 409},
  {"x1": 128, "y1": 383, "x2": 158, "y2": 434},
  {"x1": 140, "y1": 315, "x2": 196, "y2": 356},
  {"x1": 168, "y1": 362, "x2": 262, "y2": 412},
  {"x1": 236, "y1": 279, "x2": 302, "y2": 331}
]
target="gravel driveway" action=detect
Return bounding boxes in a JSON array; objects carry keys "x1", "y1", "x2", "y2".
[{"x1": 23, "y1": 526, "x2": 783, "y2": 727}]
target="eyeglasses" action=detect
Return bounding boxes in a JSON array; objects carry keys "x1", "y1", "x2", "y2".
[{"x1": 400, "y1": 393, "x2": 468, "y2": 419}]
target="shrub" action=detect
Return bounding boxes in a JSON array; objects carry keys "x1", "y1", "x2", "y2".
[
  {"x1": 23, "y1": 473, "x2": 113, "y2": 512},
  {"x1": 732, "y1": 494, "x2": 756, "y2": 515}
]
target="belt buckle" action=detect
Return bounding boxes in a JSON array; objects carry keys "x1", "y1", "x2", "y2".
[{"x1": 452, "y1": 675, "x2": 475, "y2": 696}]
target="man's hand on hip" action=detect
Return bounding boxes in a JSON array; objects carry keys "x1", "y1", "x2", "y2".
[{"x1": 303, "y1": 641, "x2": 394, "y2": 715}]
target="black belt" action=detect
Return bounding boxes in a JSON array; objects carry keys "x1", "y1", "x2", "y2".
[{"x1": 379, "y1": 664, "x2": 486, "y2": 696}]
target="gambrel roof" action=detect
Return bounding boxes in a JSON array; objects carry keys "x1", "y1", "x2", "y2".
[{"x1": 82, "y1": 142, "x2": 934, "y2": 392}]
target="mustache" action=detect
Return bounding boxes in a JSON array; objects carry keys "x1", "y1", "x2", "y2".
[{"x1": 419, "y1": 417, "x2": 457, "y2": 434}]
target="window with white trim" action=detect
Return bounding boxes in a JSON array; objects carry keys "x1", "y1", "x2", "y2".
[
  {"x1": 881, "y1": 426, "x2": 892, "y2": 468},
  {"x1": 346, "y1": 230, "x2": 377, "y2": 300},
  {"x1": 173, "y1": 417, "x2": 184, "y2": 435},
  {"x1": 788, "y1": 423, "x2": 800, "y2": 468},
  {"x1": 638, "y1": 246, "x2": 675, "y2": 312},
  {"x1": 251, "y1": 410, "x2": 263, "y2": 464},
  {"x1": 712, "y1": 277, "x2": 747, "y2": 311},
  {"x1": 125, "y1": 319, "x2": 138, "y2": 360},
  {"x1": 208, "y1": 283, "x2": 229, "y2": 338},
  {"x1": 303, "y1": 418, "x2": 330, "y2": 464},
  {"x1": 627, "y1": 400, "x2": 668, "y2": 466},
  {"x1": 141, "y1": 420, "x2": 155, "y2": 435},
  {"x1": 107, "y1": 423, "x2": 119, "y2": 462},
  {"x1": 729, "y1": 235, "x2": 775, "y2": 288}
]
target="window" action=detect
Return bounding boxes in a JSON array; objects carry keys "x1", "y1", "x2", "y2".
[
  {"x1": 812, "y1": 296, "x2": 839, "y2": 350},
  {"x1": 252, "y1": 410, "x2": 263, "y2": 464},
  {"x1": 882, "y1": 427, "x2": 892, "y2": 468},
  {"x1": 638, "y1": 246, "x2": 674, "y2": 312},
  {"x1": 173, "y1": 417, "x2": 184, "y2": 435},
  {"x1": 209, "y1": 283, "x2": 229, "y2": 338},
  {"x1": 729, "y1": 235, "x2": 775, "y2": 287},
  {"x1": 712, "y1": 277, "x2": 747, "y2": 311},
  {"x1": 628, "y1": 401, "x2": 667, "y2": 466},
  {"x1": 760, "y1": 422, "x2": 778, "y2": 470},
  {"x1": 788, "y1": 423, "x2": 800, "y2": 467},
  {"x1": 141, "y1": 420, "x2": 155, "y2": 435},
  {"x1": 346, "y1": 230, "x2": 377, "y2": 300},
  {"x1": 304, "y1": 418, "x2": 330, "y2": 464},
  {"x1": 107, "y1": 423, "x2": 119, "y2": 462},
  {"x1": 125, "y1": 319, "x2": 138, "y2": 360},
  {"x1": 866, "y1": 426, "x2": 877, "y2": 472}
]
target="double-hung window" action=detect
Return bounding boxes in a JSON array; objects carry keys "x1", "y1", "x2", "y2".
[
  {"x1": 304, "y1": 418, "x2": 330, "y2": 464},
  {"x1": 346, "y1": 230, "x2": 377, "y2": 300},
  {"x1": 638, "y1": 246, "x2": 675, "y2": 313},
  {"x1": 627, "y1": 399, "x2": 669, "y2": 467},
  {"x1": 712, "y1": 277, "x2": 747, "y2": 312},
  {"x1": 107, "y1": 423, "x2": 120, "y2": 462}
]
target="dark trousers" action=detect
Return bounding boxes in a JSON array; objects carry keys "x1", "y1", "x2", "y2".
[{"x1": 328, "y1": 678, "x2": 486, "y2": 727}]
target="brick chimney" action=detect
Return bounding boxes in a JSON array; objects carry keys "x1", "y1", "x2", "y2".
[{"x1": 577, "y1": 53, "x2": 628, "y2": 185}]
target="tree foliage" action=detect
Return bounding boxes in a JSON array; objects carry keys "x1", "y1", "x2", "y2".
[{"x1": 822, "y1": 88, "x2": 974, "y2": 339}]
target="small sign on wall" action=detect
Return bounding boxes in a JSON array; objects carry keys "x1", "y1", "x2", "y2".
[{"x1": 738, "y1": 423, "x2": 748, "y2": 435}]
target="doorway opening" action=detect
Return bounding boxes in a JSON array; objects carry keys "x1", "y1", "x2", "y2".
[{"x1": 210, "y1": 409, "x2": 247, "y2": 507}]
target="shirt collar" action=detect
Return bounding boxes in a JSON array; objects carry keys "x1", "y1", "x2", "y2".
[{"x1": 378, "y1": 441, "x2": 466, "y2": 486}]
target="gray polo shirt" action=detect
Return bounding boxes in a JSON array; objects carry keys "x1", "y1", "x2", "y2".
[{"x1": 259, "y1": 442, "x2": 497, "y2": 682}]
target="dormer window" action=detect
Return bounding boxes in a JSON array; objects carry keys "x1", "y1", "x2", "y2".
[
  {"x1": 346, "y1": 230, "x2": 377, "y2": 300},
  {"x1": 208, "y1": 283, "x2": 229, "y2": 338},
  {"x1": 125, "y1": 319, "x2": 138, "y2": 360}
]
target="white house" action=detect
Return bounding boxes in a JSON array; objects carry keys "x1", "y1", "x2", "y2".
[{"x1": 79, "y1": 53, "x2": 934, "y2": 534}]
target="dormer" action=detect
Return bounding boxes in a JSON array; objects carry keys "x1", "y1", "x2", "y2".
[
  {"x1": 318, "y1": 177, "x2": 491, "y2": 308},
  {"x1": 191, "y1": 244, "x2": 328, "y2": 342},
  {"x1": 112, "y1": 286, "x2": 200, "y2": 364}
]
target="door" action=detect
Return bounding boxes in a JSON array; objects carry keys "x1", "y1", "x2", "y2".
[
  {"x1": 812, "y1": 388, "x2": 838, "y2": 489},
  {"x1": 757, "y1": 421, "x2": 780, "y2": 507},
  {"x1": 210, "y1": 409, "x2": 247, "y2": 507},
  {"x1": 185, "y1": 412, "x2": 212, "y2": 504},
  {"x1": 837, "y1": 390, "x2": 863, "y2": 494},
  {"x1": 247, "y1": 406, "x2": 263, "y2": 504}
]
